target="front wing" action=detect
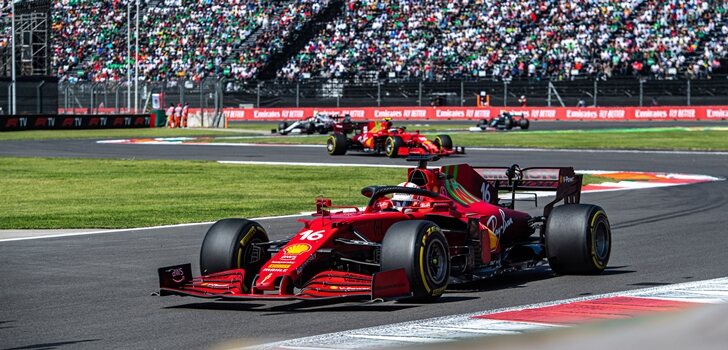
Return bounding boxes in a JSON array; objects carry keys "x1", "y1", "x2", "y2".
[
  {"x1": 396, "y1": 146, "x2": 465, "y2": 157},
  {"x1": 158, "y1": 264, "x2": 410, "y2": 301}
]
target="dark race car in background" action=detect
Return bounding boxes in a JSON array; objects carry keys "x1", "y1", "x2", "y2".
[
  {"x1": 274, "y1": 114, "x2": 341, "y2": 135},
  {"x1": 471, "y1": 112, "x2": 530, "y2": 131},
  {"x1": 326, "y1": 119, "x2": 465, "y2": 157},
  {"x1": 158, "y1": 156, "x2": 612, "y2": 303}
]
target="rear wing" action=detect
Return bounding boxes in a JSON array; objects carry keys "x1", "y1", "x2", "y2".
[
  {"x1": 332, "y1": 120, "x2": 369, "y2": 134},
  {"x1": 442, "y1": 164, "x2": 582, "y2": 217}
]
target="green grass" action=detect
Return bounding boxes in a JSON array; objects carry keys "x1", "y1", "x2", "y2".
[
  {"x1": 450, "y1": 128, "x2": 728, "y2": 151},
  {"x1": 0, "y1": 157, "x2": 610, "y2": 229},
  {"x1": 0, "y1": 128, "x2": 246, "y2": 141},
  {"x1": 0, "y1": 157, "x2": 403, "y2": 229},
  {"x1": 204, "y1": 128, "x2": 728, "y2": 151}
]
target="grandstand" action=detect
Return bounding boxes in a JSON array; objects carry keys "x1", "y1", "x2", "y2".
[{"x1": 42, "y1": 0, "x2": 727, "y2": 83}]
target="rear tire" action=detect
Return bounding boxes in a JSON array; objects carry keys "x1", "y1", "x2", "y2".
[
  {"x1": 434, "y1": 135, "x2": 453, "y2": 151},
  {"x1": 200, "y1": 219, "x2": 270, "y2": 291},
  {"x1": 385, "y1": 136, "x2": 404, "y2": 158},
  {"x1": 546, "y1": 204, "x2": 611, "y2": 275},
  {"x1": 519, "y1": 118, "x2": 530, "y2": 130},
  {"x1": 327, "y1": 132, "x2": 347, "y2": 155},
  {"x1": 503, "y1": 117, "x2": 513, "y2": 130},
  {"x1": 381, "y1": 220, "x2": 450, "y2": 302}
]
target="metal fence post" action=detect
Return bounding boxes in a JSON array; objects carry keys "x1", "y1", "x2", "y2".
[
  {"x1": 65, "y1": 85, "x2": 70, "y2": 113},
  {"x1": 179, "y1": 81, "x2": 185, "y2": 105},
  {"x1": 256, "y1": 82, "x2": 261, "y2": 108},
  {"x1": 36, "y1": 81, "x2": 44, "y2": 113},
  {"x1": 90, "y1": 84, "x2": 96, "y2": 114},
  {"x1": 114, "y1": 84, "x2": 120, "y2": 114},
  {"x1": 687, "y1": 79, "x2": 691, "y2": 106},
  {"x1": 377, "y1": 81, "x2": 381, "y2": 107},
  {"x1": 547, "y1": 81, "x2": 552, "y2": 107},
  {"x1": 218, "y1": 79, "x2": 224, "y2": 114},
  {"x1": 639, "y1": 79, "x2": 644, "y2": 107},
  {"x1": 593, "y1": 79, "x2": 598, "y2": 107},
  {"x1": 503, "y1": 81, "x2": 509, "y2": 106},
  {"x1": 460, "y1": 80, "x2": 464, "y2": 106},
  {"x1": 418, "y1": 81, "x2": 422, "y2": 107},
  {"x1": 296, "y1": 83, "x2": 300, "y2": 107}
]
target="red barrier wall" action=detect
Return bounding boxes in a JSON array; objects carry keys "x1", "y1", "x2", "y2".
[{"x1": 223, "y1": 106, "x2": 728, "y2": 121}]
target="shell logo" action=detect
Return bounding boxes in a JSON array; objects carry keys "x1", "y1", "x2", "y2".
[{"x1": 283, "y1": 243, "x2": 312, "y2": 255}]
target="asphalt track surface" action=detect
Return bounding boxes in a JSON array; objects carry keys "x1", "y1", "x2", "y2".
[{"x1": 2, "y1": 126, "x2": 728, "y2": 349}]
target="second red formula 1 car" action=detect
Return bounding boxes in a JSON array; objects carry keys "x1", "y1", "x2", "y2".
[
  {"x1": 158, "y1": 156, "x2": 611, "y2": 303},
  {"x1": 326, "y1": 119, "x2": 465, "y2": 157}
]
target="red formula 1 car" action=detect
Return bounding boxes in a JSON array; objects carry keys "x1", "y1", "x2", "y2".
[
  {"x1": 158, "y1": 156, "x2": 611, "y2": 303},
  {"x1": 326, "y1": 119, "x2": 465, "y2": 157}
]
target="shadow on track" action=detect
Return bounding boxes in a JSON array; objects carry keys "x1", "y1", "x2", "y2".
[
  {"x1": 449, "y1": 265, "x2": 635, "y2": 293},
  {"x1": 5, "y1": 339, "x2": 101, "y2": 350}
]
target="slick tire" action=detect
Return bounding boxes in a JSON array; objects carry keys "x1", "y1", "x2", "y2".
[
  {"x1": 278, "y1": 122, "x2": 288, "y2": 134},
  {"x1": 504, "y1": 118, "x2": 513, "y2": 130},
  {"x1": 519, "y1": 118, "x2": 530, "y2": 130},
  {"x1": 385, "y1": 136, "x2": 404, "y2": 158},
  {"x1": 381, "y1": 220, "x2": 450, "y2": 302},
  {"x1": 327, "y1": 132, "x2": 347, "y2": 155},
  {"x1": 200, "y1": 219, "x2": 269, "y2": 291},
  {"x1": 434, "y1": 134, "x2": 453, "y2": 151},
  {"x1": 545, "y1": 204, "x2": 611, "y2": 275}
]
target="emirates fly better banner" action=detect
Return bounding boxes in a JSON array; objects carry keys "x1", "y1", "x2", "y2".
[{"x1": 222, "y1": 106, "x2": 728, "y2": 121}]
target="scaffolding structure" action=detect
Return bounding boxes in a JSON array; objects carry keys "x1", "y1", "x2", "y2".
[{"x1": 0, "y1": 0, "x2": 50, "y2": 77}]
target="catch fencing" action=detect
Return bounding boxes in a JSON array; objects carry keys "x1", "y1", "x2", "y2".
[{"x1": 2, "y1": 77, "x2": 726, "y2": 118}]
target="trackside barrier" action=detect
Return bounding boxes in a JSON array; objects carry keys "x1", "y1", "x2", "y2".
[
  {"x1": 222, "y1": 106, "x2": 728, "y2": 121},
  {"x1": 0, "y1": 114, "x2": 156, "y2": 131}
]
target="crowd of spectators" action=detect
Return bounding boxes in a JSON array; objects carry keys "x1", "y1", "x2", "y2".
[
  {"x1": 50, "y1": 0, "x2": 329, "y2": 83},
  {"x1": 280, "y1": 0, "x2": 727, "y2": 81},
  {"x1": 227, "y1": 0, "x2": 330, "y2": 81},
  {"x1": 51, "y1": 0, "x2": 133, "y2": 83},
  {"x1": 139, "y1": 0, "x2": 278, "y2": 82},
  {"x1": 44, "y1": 0, "x2": 728, "y2": 83}
]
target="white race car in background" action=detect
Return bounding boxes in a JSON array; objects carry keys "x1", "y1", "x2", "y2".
[
  {"x1": 469, "y1": 112, "x2": 530, "y2": 132},
  {"x1": 275, "y1": 114, "x2": 341, "y2": 135}
]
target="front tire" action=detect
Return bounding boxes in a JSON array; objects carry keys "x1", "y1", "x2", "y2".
[
  {"x1": 385, "y1": 136, "x2": 404, "y2": 158},
  {"x1": 519, "y1": 118, "x2": 530, "y2": 130},
  {"x1": 381, "y1": 220, "x2": 450, "y2": 302},
  {"x1": 433, "y1": 134, "x2": 453, "y2": 151},
  {"x1": 200, "y1": 219, "x2": 270, "y2": 291},
  {"x1": 546, "y1": 204, "x2": 611, "y2": 275},
  {"x1": 327, "y1": 132, "x2": 347, "y2": 155},
  {"x1": 278, "y1": 121, "x2": 289, "y2": 134}
]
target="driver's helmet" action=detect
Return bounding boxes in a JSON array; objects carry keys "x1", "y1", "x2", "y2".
[{"x1": 392, "y1": 182, "x2": 420, "y2": 210}]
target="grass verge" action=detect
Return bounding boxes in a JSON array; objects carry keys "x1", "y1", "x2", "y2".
[
  {"x1": 203, "y1": 128, "x2": 728, "y2": 151},
  {"x1": 0, "y1": 128, "x2": 247, "y2": 141},
  {"x1": 1, "y1": 157, "x2": 609, "y2": 229}
]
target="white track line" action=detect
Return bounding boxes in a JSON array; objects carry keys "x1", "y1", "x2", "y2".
[
  {"x1": 97, "y1": 139, "x2": 728, "y2": 155},
  {"x1": 218, "y1": 160, "x2": 412, "y2": 168},
  {"x1": 0, "y1": 212, "x2": 314, "y2": 243},
  {"x1": 247, "y1": 277, "x2": 728, "y2": 350},
  {"x1": 466, "y1": 147, "x2": 728, "y2": 156}
]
